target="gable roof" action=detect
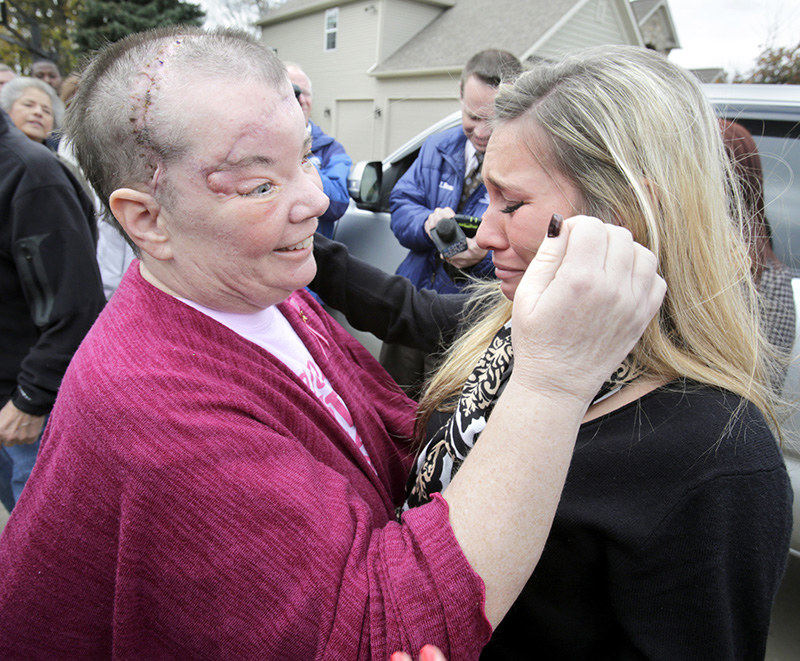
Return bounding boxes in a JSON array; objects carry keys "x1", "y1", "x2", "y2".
[
  {"x1": 371, "y1": 0, "x2": 581, "y2": 75},
  {"x1": 629, "y1": 0, "x2": 680, "y2": 50},
  {"x1": 257, "y1": 0, "x2": 454, "y2": 27},
  {"x1": 691, "y1": 68, "x2": 726, "y2": 84}
]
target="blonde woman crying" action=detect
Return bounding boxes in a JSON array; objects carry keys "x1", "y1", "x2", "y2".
[{"x1": 311, "y1": 45, "x2": 792, "y2": 659}]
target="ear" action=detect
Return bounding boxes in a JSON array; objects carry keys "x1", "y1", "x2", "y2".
[{"x1": 109, "y1": 188, "x2": 173, "y2": 260}]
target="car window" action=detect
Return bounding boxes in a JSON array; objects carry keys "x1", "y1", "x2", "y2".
[
  {"x1": 380, "y1": 150, "x2": 422, "y2": 209},
  {"x1": 758, "y1": 131, "x2": 800, "y2": 272},
  {"x1": 724, "y1": 118, "x2": 800, "y2": 272}
]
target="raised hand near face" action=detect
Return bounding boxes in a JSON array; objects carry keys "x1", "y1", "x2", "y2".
[{"x1": 509, "y1": 214, "x2": 666, "y2": 405}]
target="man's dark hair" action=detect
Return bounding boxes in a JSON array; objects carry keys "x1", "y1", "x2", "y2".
[{"x1": 460, "y1": 49, "x2": 523, "y2": 93}]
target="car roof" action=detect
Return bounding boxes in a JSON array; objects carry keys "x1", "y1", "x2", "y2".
[
  {"x1": 703, "y1": 83, "x2": 800, "y2": 106},
  {"x1": 704, "y1": 84, "x2": 800, "y2": 122},
  {"x1": 384, "y1": 84, "x2": 800, "y2": 166}
]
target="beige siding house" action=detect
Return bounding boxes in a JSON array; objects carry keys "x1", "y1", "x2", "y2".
[
  {"x1": 631, "y1": 1, "x2": 727, "y2": 83},
  {"x1": 629, "y1": 0, "x2": 679, "y2": 54},
  {"x1": 258, "y1": 0, "x2": 644, "y2": 161}
]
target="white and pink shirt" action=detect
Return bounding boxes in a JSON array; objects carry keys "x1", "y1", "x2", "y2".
[{"x1": 178, "y1": 296, "x2": 375, "y2": 472}]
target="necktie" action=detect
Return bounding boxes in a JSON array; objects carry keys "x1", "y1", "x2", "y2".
[{"x1": 457, "y1": 151, "x2": 484, "y2": 212}]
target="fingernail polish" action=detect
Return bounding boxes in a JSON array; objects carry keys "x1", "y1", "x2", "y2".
[{"x1": 547, "y1": 213, "x2": 564, "y2": 238}]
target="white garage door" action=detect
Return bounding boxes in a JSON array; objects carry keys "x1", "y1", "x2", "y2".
[{"x1": 386, "y1": 97, "x2": 460, "y2": 155}]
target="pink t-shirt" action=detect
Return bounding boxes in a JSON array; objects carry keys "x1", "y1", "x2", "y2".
[{"x1": 179, "y1": 295, "x2": 375, "y2": 472}]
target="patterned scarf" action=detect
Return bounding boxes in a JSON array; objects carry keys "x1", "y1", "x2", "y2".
[{"x1": 402, "y1": 322, "x2": 631, "y2": 512}]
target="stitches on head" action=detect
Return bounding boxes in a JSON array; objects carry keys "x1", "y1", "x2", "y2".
[
  {"x1": 126, "y1": 37, "x2": 192, "y2": 200},
  {"x1": 128, "y1": 38, "x2": 186, "y2": 173},
  {"x1": 64, "y1": 27, "x2": 288, "y2": 250}
]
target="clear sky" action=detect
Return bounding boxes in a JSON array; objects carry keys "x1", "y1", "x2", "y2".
[{"x1": 666, "y1": 0, "x2": 799, "y2": 76}]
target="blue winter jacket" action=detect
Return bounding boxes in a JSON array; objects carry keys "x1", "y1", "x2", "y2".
[
  {"x1": 389, "y1": 125, "x2": 493, "y2": 293},
  {"x1": 309, "y1": 121, "x2": 353, "y2": 238}
]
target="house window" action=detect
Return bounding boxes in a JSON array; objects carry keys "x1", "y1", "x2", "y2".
[{"x1": 324, "y1": 8, "x2": 338, "y2": 51}]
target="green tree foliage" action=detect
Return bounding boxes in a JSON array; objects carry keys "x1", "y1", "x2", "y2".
[
  {"x1": 736, "y1": 41, "x2": 800, "y2": 84},
  {"x1": 0, "y1": 0, "x2": 80, "y2": 71},
  {"x1": 74, "y1": 0, "x2": 205, "y2": 54},
  {"x1": 0, "y1": 0, "x2": 205, "y2": 74}
]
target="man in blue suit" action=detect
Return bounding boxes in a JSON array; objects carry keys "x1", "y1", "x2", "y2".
[
  {"x1": 286, "y1": 63, "x2": 352, "y2": 239},
  {"x1": 382, "y1": 50, "x2": 522, "y2": 397},
  {"x1": 389, "y1": 50, "x2": 523, "y2": 295}
]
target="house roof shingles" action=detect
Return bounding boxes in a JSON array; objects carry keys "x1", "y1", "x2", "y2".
[{"x1": 372, "y1": 0, "x2": 580, "y2": 74}]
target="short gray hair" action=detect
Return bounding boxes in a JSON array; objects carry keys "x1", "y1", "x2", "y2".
[
  {"x1": 0, "y1": 76, "x2": 65, "y2": 128},
  {"x1": 64, "y1": 26, "x2": 288, "y2": 248}
]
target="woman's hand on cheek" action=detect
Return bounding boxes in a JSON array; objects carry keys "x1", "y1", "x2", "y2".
[{"x1": 509, "y1": 214, "x2": 666, "y2": 404}]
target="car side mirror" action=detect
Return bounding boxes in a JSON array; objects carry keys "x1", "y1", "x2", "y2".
[{"x1": 348, "y1": 161, "x2": 382, "y2": 210}]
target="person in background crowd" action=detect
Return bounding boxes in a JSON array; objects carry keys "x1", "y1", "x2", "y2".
[
  {"x1": 310, "y1": 45, "x2": 792, "y2": 658},
  {"x1": 383, "y1": 49, "x2": 523, "y2": 397},
  {"x1": 390, "y1": 49, "x2": 523, "y2": 294},
  {"x1": 720, "y1": 119, "x2": 796, "y2": 387},
  {"x1": 31, "y1": 59, "x2": 62, "y2": 95},
  {"x1": 54, "y1": 70, "x2": 137, "y2": 299},
  {"x1": 29, "y1": 60, "x2": 64, "y2": 150},
  {"x1": 0, "y1": 107, "x2": 104, "y2": 513},
  {"x1": 284, "y1": 62, "x2": 352, "y2": 239},
  {"x1": 0, "y1": 77, "x2": 62, "y2": 146},
  {"x1": 0, "y1": 28, "x2": 664, "y2": 658},
  {"x1": 0, "y1": 64, "x2": 15, "y2": 90},
  {"x1": 94, "y1": 217, "x2": 138, "y2": 299},
  {"x1": 59, "y1": 72, "x2": 81, "y2": 106}
]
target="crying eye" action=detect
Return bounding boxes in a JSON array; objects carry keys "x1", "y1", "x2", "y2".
[{"x1": 501, "y1": 201, "x2": 524, "y2": 214}]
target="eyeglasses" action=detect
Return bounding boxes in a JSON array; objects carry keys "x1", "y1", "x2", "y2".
[{"x1": 292, "y1": 83, "x2": 302, "y2": 100}]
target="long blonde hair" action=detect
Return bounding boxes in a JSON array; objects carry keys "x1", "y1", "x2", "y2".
[{"x1": 418, "y1": 46, "x2": 779, "y2": 440}]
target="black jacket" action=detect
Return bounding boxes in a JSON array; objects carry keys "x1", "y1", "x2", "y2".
[
  {"x1": 310, "y1": 235, "x2": 792, "y2": 660},
  {"x1": 0, "y1": 111, "x2": 104, "y2": 415}
]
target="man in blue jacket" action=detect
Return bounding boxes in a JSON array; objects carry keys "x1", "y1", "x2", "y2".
[
  {"x1": 286, "y1": 63, "x2": 352, "y2": 239},
  {"x1": 382, "y1": 50, "x2": 522, "y2": 397},
  {"x1": 389, "y1": 50, "x2": 522, "y2": 295}
]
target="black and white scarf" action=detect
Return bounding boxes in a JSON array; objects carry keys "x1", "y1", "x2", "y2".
[{"x1": 402, "y1": 321, "x2": 630, "y2": 512}]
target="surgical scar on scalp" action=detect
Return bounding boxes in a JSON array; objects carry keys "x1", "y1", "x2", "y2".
[{"x1": 127, "y1": 38, "x2": 186, "y2": 181}]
